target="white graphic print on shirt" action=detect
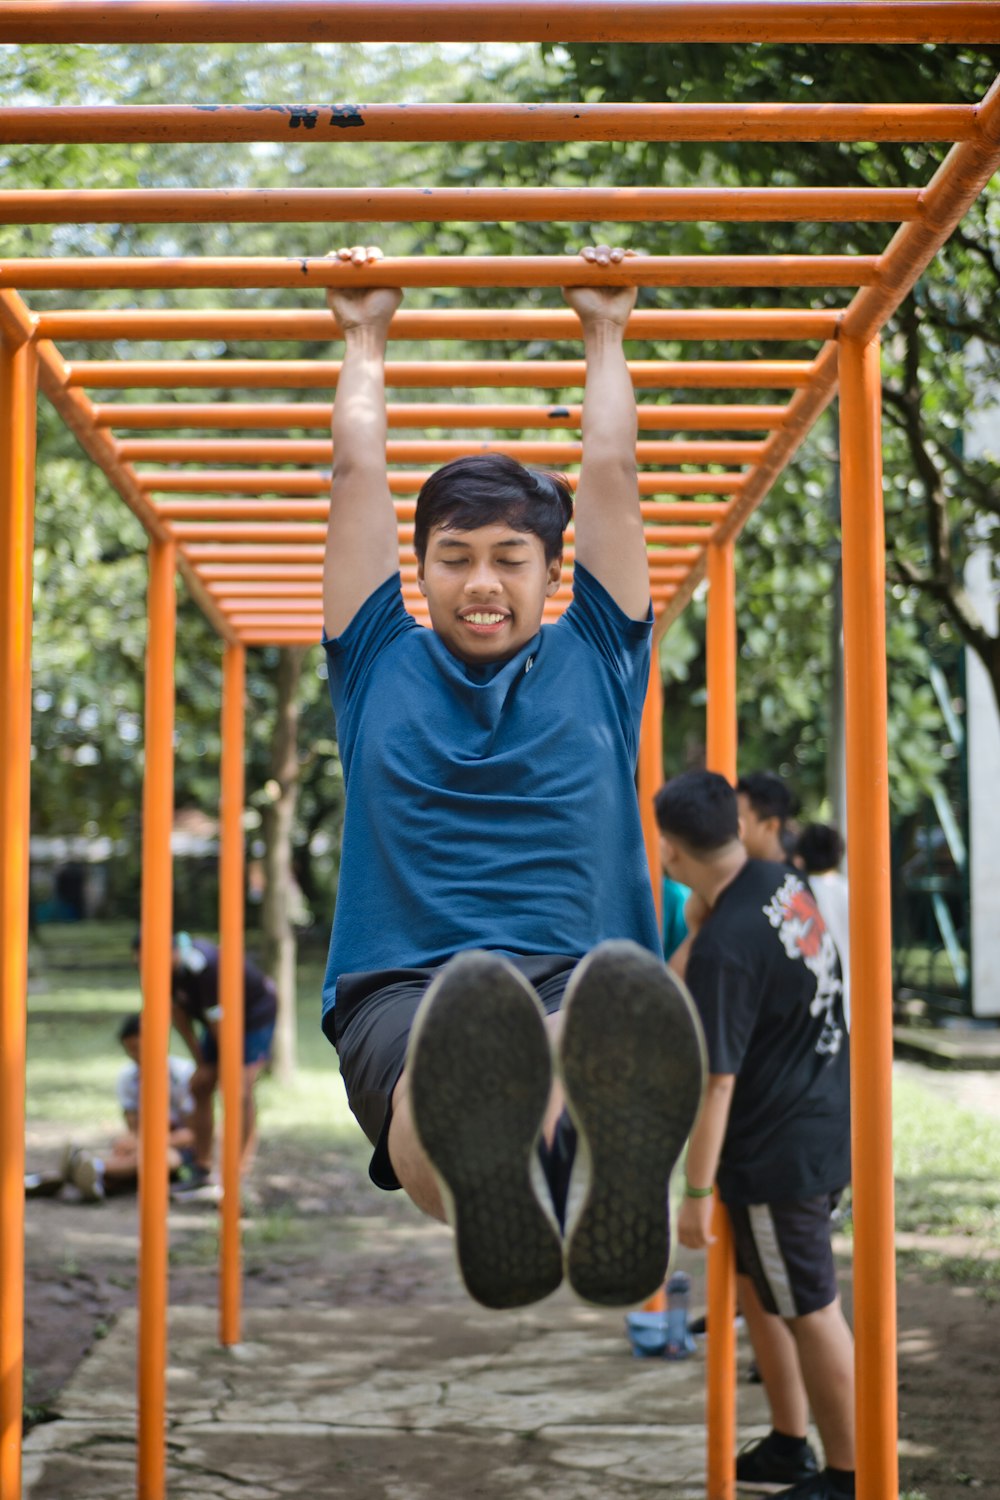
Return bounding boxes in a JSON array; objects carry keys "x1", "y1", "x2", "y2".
[{"x1": 762, "y1": 873, "x2": 844, "y2": 1057}]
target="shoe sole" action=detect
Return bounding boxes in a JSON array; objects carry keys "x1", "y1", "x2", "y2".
[
  {"x1": 407, "y1": 951, "x2": 564, "y2": 1311},
  {"x1": 559, "y1": 941, "x2": 706, "y2": 1307}
]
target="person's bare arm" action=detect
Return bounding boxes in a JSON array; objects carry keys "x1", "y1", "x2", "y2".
[
  {"x1": 563, "y1": 246, "x2": 649, "y2": 620},
  {"x1": 123, "y1": 1109, "x2": 139, "y2": 1133},
  {"x1": 171, "y1": 1003, "x2": 203, "y2": 1066},
  {"x1": 677, "y1": 1072, "x2": 736, "y2": 1250},
  {"x1": 323, "y1": 246, "x2": 403, "y2": 637}
]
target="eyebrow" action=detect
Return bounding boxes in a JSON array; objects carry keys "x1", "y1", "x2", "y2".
[{"x1": 435, "y1": 536, "x2": 531, "y2": 550}]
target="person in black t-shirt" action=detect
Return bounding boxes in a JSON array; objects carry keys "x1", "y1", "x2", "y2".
[
  {"x1": 132, "y1": 931, "x2": 277, "y2": 1192},
  {"x1": 654, "y1": 772, "x2": 855, "y2": 1500}
]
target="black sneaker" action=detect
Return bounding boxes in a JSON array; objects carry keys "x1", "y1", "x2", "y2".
[
  {"x1": 736, "y1": 1432, "x2": 820, "y2": 1488},
  {"x1": 558, "y1": 941, "x2": 706, "y2": 1307},
  {"x1": 407, "y1": 951, "x2": 564, "y2": 1311},
  {"x1": 773, "y1": 1471, "x2": 854, "y2": 1499}
]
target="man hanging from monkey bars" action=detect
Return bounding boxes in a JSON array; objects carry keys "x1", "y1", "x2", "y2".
[{"x1": 319, "y1": 243, "x2": 705, "y2": 1311}]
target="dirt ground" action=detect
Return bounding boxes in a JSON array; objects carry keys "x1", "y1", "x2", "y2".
[{"x1": 23, "y1": 1070, "x2": 1000, "y2": 1499}]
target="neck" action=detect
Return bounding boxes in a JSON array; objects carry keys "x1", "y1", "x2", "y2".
[{"x1": 691, "y1": 842, "x2": 748, "y2": 907}]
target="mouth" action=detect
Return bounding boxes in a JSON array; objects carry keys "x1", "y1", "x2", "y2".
[{"x1": 458, "y1": 610, "x2": 510, "y2": 636}]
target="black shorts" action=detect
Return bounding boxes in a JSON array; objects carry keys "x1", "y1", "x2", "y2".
[
  {"x1": 727, "y1": 1192, "x2": 844, "y2": 1318},
  {"x1": 324, "y1": 955, "x2": 579, "y2": 1191}
]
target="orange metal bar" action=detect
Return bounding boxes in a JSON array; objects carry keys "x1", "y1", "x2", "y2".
[
  {"x1": 0, "y1": 189, "x2": 911, "y2": 226},
  {"x1": 2, "y1": 2, "x2": 998, "y2": 45},
  {"x1": 26, "y1": 332, "x2": 239, "y2": 644},
  {"x1": 138, "y1": 537, "x2": 177, "y2": 1500},
  {"x1": 168, "y1": 521, "x2": 718, "y2": 545},
  {"x1": 69, "y1": 359, "x2": 818, "y2": 390},
  {"x1": 94, "y1": 401, "x2": 789, "y2": 432},
  {"x1": 152, "y1": 499, "x2": 730, "y2": 522},
  {"x1": 0, "y1": 316, "x2": 37, "y2": 1500},
  {"x1": 144, "y1": 471, "x2": 745, "y2": 497},
  {"x1": 36, "y1": 308, "x2": 842, "y2": 343},
  {"x1": 0, "y1": 102, "x2": 975, "y2": 145},
  {"x1": 219, "y1": 643, "x2": 246, "y2": 1348},
  {"x1": 194, "y1": 549, "x2": 700, "y2": 579},
  {"x1": 123, "y1": 437, "x2": 762, "y2": 464},
  {"x1": 705, "y1": 538, "x2": 738, "y2": 1500},
  {"x1": 844, "y1": 73, "x2": 1000, "y2": 344},
  {"x1": 839, "y1": 335, "x2": 898, "y2": 1500}
]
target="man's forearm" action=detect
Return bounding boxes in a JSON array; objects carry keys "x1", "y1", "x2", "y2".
[
  {"x1": 331, "y1": 327, "x2": 390, "y2": 481},
  {"x1": 580, "y1": 322, "x2": 638, "y2": 474},
  {"x1": 685, "y1": 1074, "x2": 736, "y2": 1191}
]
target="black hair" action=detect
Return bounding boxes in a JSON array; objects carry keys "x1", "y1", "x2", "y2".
[
  {"x1": 118, "y1": 1012, "x2": 142, "y2": 1043},
  {"x1": 654, "y1": 771, "x2": 740, "y2": 853},
  {"x1": 413, "y1": 454, "x2": 573, "y2": 564},
  {"x1": 795, "y1": 822, "x2": 845, "y2": 874},
  {"x1": 735, "y1": 770, "x2": 797, "y2": 825}
]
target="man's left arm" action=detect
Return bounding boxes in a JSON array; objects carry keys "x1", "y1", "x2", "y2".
[
  {"x1": 563, "y1": 247, "x2": 649, "y2": 621},
  {"x1": 677, "y1": 1073, "x2": 736, "y2": 1250}
]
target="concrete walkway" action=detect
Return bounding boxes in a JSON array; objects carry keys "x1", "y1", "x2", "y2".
[{"x1": 24, "y1": 1292, "x2": 771, "y2": 1499}]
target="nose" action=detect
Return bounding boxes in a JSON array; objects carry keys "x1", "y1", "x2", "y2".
[{"x1": 463, "y1": 559, "x2": 502, "y2": 596}]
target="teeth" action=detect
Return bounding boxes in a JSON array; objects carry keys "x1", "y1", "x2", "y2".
[{"x1": 465, "y1": 612, "x2": 505, "y2": 625}]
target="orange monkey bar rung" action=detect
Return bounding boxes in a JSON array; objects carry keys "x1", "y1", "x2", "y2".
[
  {"x1": 67, "y1": 359, "x2": 820, "y2": 389},
  {"x1": 151, "y1": 500, "x2": 732, "y2": 523},
  {"x1": 119, "y1": 437, "x2": 765, "y2": 464},
  {"x1": 0, "y1": 188, "x2": 919, "y2": 227},
  {"x1": 2, "y1": 1, "x2": 999, "y2": 45},
  {"x1": 140, "y1": 470, "x2": 747, "y2": 497},
  {"x1": 35, "y1": 307, "x2": 844, "y2": 343},
  {"x1": 0, "y1": 102, "x2": 977, "y2": 145},
  {"x1": 93, "y1": 402, "x2": 790, "y2": 432}
]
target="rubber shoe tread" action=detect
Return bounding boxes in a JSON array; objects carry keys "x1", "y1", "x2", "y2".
[
  {"x1": 559, "y1": 941, "x2": 706, "y2": 1307},
  {"x1": 407, "y1": 952, "x2": 564, "y2": 1311},
  {"x1": 736, "y1": 1432, "x2": 820, "y2": 1488}
]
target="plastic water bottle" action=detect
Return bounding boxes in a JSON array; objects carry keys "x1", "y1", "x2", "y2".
[{"x1": 664, "y1": 1271, "x2": 696, "y2": 1360}]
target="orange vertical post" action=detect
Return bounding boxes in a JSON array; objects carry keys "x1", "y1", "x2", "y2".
[
  {"x1": 219, "y1": 642, "x2": 246, "y2": 1347},
  {"x1": 138, "y1": 538, "x2": 177, "y2": 1500},
  {"x1": 639, "y1": 649, "x2": 665, "y2": 927},
  {"x1": 0, "y1": 323, "x2": 37, "y2": 1500},
  {"x1": 838, "y1": 335, "x2": 898, "y2": 1500},
  {"x1": 705, "y1": 539, "x2": 738, "y2": 1500}
]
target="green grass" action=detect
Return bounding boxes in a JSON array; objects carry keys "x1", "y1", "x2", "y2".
[{"x1": 891, "y1": 1071, "x2": 1000, "y2": 1300}]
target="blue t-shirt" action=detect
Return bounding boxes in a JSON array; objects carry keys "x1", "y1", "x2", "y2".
[{"x1": 321, "y1": 564, "x2": 661, "y2": 1022}]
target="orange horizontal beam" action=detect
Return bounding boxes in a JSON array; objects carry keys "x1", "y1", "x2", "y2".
[
  {"x1": 142, "y1": 469, "x2": 745, "y2": 496},
  {"x1": 94, "y1": 401, "x2": 789, "y2": 432},
  {"x1": 68, "y1": 359, "x2": 818, "y2": 390},
  {"x1": 0, "y1": 191, "x2": 916, "y2": 228},
  {"x1": 192, "y1": 548, "x2": 700, "y2": 578},
  {"x1": 0, "y1": 253, "x2": 880, "y2": 291},
  {"x1": 122, "y1": 437, "x2": 763, "y2": 463},
  {"x1": 0, "y1": 103, "x2": 976, "y2": 145},
  {"x1": 156, "y1": 499, "x2": 731, "y2": 522},
  {"x1": 2, "y1": 3, "x2": 998, "y2": 45},
  {"x1": 36, "y1": 308, "x2": 842, "y2": 342},
  {"x1": 171, "y1": 521, "x2": 717, "y2": 545}
]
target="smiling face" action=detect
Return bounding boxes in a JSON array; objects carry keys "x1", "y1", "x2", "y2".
[{"x1": 417, "y1": 522, "x2": 562, "y2": 665}]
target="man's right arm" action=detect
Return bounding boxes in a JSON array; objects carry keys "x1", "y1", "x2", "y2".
[{"x1": 323, "y1": 247, "x2": 403, "y2": 638}]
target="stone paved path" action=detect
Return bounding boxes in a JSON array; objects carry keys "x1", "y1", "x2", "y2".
[{"x1": 24, "y1": 1296, "x2": 771, "y2": 1499}]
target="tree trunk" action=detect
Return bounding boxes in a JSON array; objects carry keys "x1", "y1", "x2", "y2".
[{"x1": 261, "y1": 648, "x2": 305, "y2": 1086}]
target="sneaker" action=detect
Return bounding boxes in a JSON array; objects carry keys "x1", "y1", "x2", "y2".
[
  {"x1": 170, "y1": 1163, "x2": 212, "y2": 1198},
  {"x1": 772, "y1": 1471, "x2": 853, "y2": 1499},
  {"x1": 407, "y1": 951, "x2": 564, "y2": 1311},
  {"x1": 65, "y1": 1148, "x2": 105, "y2": 1203},
  {"x1": 736, "y1": 1432, "x2": 820, "y2": 1488},
  {"x1": 558, "y1": 941, "x2": 706, "y2": 1306}
]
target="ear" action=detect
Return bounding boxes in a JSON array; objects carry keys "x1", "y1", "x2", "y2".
[
  {"x1": 737, "y1": 815, "x2": 745, "y2": 840},
  {"x1": 416, "y1": 557, "x2": 427, "y2": 596},
  {"x1": 545, "y1": 555, "x2": 562, "y2": 595}
]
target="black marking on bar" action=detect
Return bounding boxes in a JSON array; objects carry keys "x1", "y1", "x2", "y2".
[
  {"x1": 548, "y1": 407, "x2": 571, "y2": 419},
  {"x1": 328, "y1": 106, "x2": 364, "y2": 130},
  {"x1": 289, "y1": 107, "x2": 319, "y2": 130}
]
